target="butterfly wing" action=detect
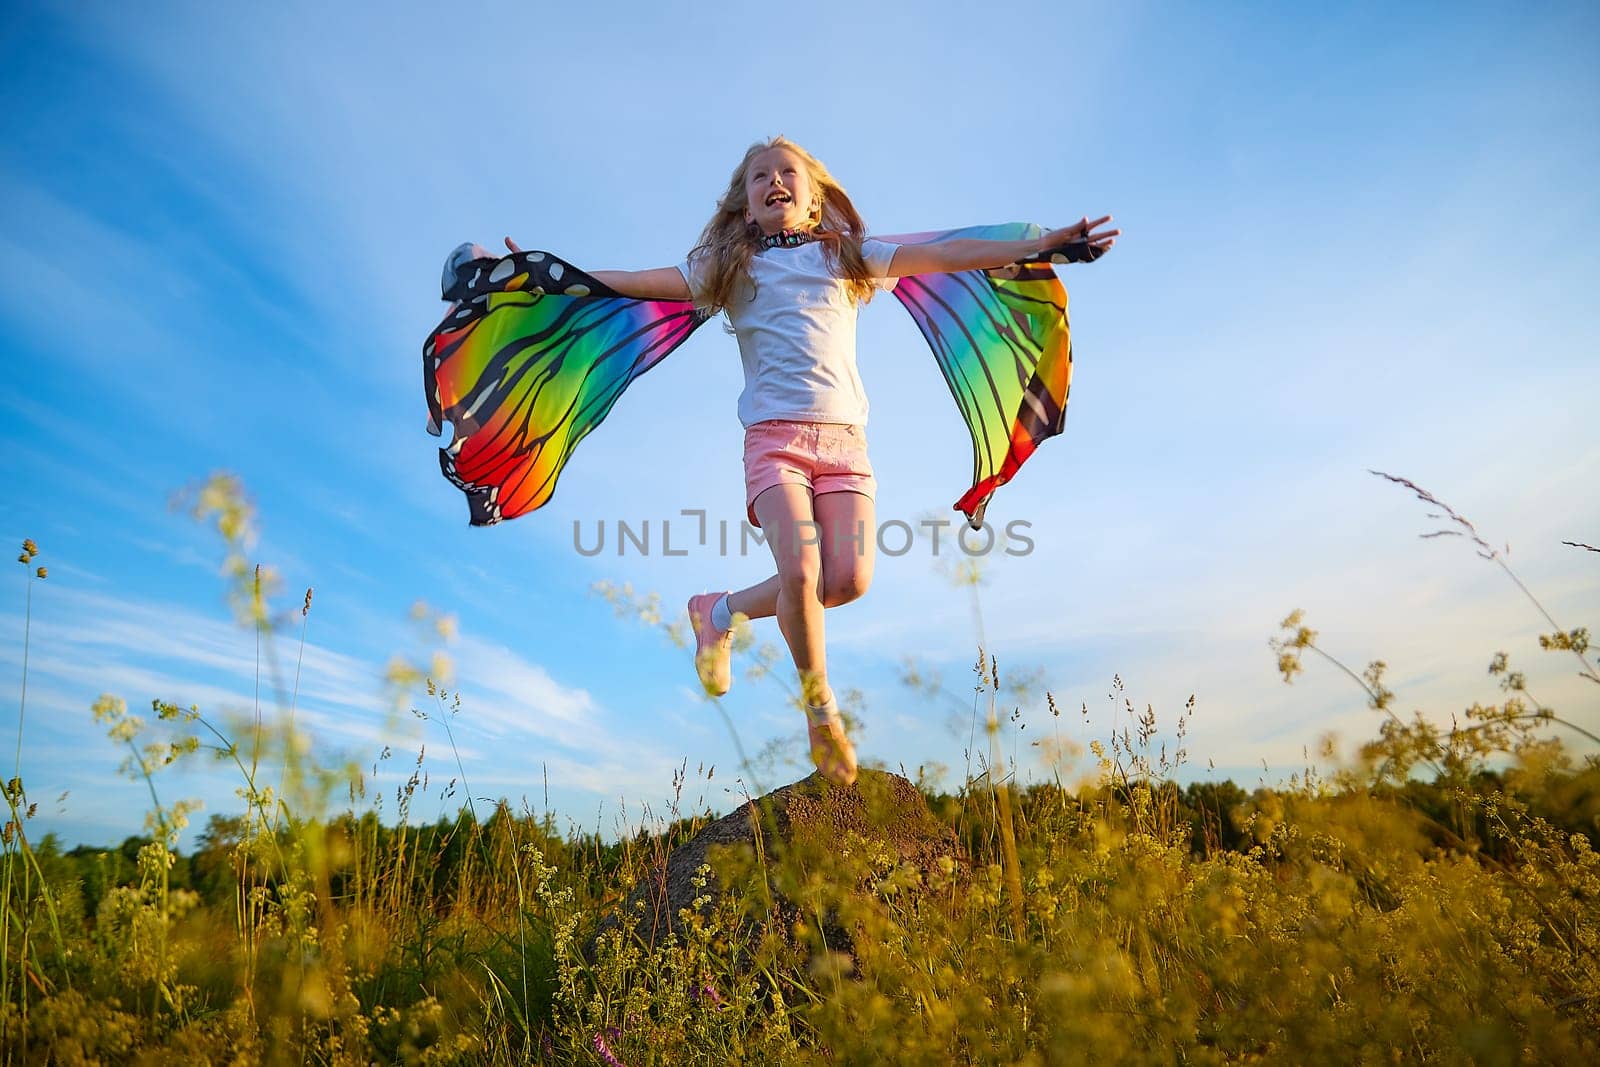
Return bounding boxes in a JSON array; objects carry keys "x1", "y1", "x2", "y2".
[
  {"x1": 424, "y1": 250, "x2": 709, "y2": 525},
  {"x1": 882, "y1": 223, "x2": 1087, "y2": 528}
]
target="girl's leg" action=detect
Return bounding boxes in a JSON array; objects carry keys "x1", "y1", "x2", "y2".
[
  {"x1": 744, "y1": 482, "x2": 861, "y2": 786},
  {"x1": 749, "y1": 483, "x2": 828, "y2": 702},
  {"x1": 814, "y1": 489, "x2": 875, "y2": 608},
  {"x1": 725, "y1": 574, "x2": 780, "y2": 622}
]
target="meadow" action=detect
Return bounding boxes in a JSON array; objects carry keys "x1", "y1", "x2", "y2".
[{"x1": 1, "y1": 475, "x2": 1596, "y2": 1065}]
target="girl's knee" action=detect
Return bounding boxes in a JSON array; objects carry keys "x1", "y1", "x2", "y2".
[
  {"x1": 778, "y1": 560, "x2": 823, "y2": 602},
  {"x1": 821, "y1": 568, "x2": 871, "y2": 608}
]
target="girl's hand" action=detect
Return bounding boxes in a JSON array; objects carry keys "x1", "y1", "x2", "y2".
[
  {"x1": 1040, "y1": 215, "x2": 1119, "y2": 257},
  {"x1": 504, "y1": 236, "x2": 524, "y2": 255}
]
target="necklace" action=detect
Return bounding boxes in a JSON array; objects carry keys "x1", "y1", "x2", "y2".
[{"x1": 759, "y1": 228, "x2": 818, "y2": 249}]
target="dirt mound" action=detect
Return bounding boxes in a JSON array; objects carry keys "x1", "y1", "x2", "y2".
[{"x1": 593, "y1": 768, "x2": 963, "y2": 960}]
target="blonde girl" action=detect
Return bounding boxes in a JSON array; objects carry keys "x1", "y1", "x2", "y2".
[{"x1": 507, "y1": 137, "x2": 1116, "y2": 785}]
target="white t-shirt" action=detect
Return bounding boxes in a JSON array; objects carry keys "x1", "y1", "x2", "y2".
[{"x1": 676, "y1": 238, "x2": 900, "y2": 427}]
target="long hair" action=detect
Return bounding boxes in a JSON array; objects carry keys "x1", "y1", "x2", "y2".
[{"x1": 688, "y1": 136, "x2": 878, "y2": 313}]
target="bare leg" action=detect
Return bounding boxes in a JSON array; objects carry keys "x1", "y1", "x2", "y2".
[
  {"x1": 749, "y1": 483, "x2": 829, "y2": 704},
  {"x1": 815, "y1": 490, "x2": 875, "y2": 608},
  {"x1": 725, "y1": 573, "x2": 780, "y2": 622}
]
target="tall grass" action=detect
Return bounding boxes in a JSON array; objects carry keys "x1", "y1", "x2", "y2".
[{"x1": 0, "y1": 474, "x2": 1595, "y2": 1063}]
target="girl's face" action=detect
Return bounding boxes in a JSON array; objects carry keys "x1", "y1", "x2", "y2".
[{"x1": 743, "y1": 146, "x2": 819, "y2": 235}]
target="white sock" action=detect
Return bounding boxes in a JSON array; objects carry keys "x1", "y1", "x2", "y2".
[
  {"x1": 804, "y1": 694, "x2": 840, "y2": 726},
  {"x1": 710, "y1": 593, "x2": 733, "y2": 632}
]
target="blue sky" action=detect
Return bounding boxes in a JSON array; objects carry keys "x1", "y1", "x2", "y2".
[{"x1": 2, "y1": 1, "x2": 1596, "y2": 848}]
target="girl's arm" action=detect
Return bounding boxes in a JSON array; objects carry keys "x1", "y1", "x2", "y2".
[
  {"x1": 885, "y1": 216, "x2": 1119, "y2": 277},
  {"x1": 587, "y1": 267, "x2": 692, "y2": 300},
  {"x1": 503, "y1": 237, "x2": 692, "y2": 300}
]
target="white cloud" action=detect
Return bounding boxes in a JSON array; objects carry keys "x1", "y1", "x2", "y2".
[{"x1": 0, "y1": 581, "x2": 676, "y2": 842}]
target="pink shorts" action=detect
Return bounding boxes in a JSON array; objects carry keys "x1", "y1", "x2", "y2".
[{"x1": 742, "y1": 419, "x2": 876, "y2": 527}]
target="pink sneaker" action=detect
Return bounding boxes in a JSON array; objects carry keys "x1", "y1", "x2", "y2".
[
  {"x1": 687, "y1": 592, "x2": 733, "y2": 697},
  {"x1": 807, "y1": 712, "x2": 858, "y2": 787}
]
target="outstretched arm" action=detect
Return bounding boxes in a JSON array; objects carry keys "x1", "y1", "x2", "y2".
[
  {"x1": 885, "y1": 216, "x2": 1119, "y2": 277},
  {"x1": 503, "y1": 237, "x2": 692, "y2": 301}
]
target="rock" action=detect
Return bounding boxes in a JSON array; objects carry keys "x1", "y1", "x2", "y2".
[{"x1": 592, "y1": 768, "x2": 963, "y2": 963}]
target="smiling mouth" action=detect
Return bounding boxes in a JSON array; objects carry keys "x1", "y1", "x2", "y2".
[{"x1": 765, "y1": 192, "x2": 792, "y2": 207}]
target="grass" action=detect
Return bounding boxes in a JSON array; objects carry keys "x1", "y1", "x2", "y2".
[{"x1": 0, "y1": 473, "x2": 1596, "y2": 1064}]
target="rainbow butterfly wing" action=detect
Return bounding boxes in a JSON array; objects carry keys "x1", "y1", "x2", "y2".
[
  {"x1": 883, "y1": 223, "x2": 1080, "y2": 528},
  {"x1": 423, "y1": 226, "x2": 1089, "y2": 527},
  {"x1": 424, "y1": 251, "x2": 710, "y2": 525}
]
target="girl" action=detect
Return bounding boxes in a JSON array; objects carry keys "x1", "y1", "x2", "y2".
[{"x1": 506, "y1": 137, "x2": 1116, "y2": 786}]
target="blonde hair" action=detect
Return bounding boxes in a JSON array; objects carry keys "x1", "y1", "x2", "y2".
[{"x1": 688, "y1": 136, "x2": 878, "y2": 313}]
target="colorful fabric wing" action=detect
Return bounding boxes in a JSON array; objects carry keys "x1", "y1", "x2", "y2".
[
  {"x1": 882, "y1": 223, "x2": 1089, "y2": 528},
  {"x1": 423, "y1": 226, "x2": 1095, "y2": 527},
  {"x1": 423, "y1": 251, "x2": 711, "y2": 525}
]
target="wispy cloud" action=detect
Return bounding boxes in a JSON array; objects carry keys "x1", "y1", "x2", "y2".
[{"x1": 0, "y1": 581, "x2": 671, "y2": 840}]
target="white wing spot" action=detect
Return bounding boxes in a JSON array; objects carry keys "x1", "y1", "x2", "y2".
[
  {"x1": 549, "y1": 262, "x2": 564, "y2": 281},
  {"x1": 489, "y1": 259, "x2": 515, "y2": 283},
  {"x1": 564, "y1": 284, "x2": 590, "y2": 297},
  {"x1": 462, "y1": 386, "x2": 496, "y2": 422}
]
